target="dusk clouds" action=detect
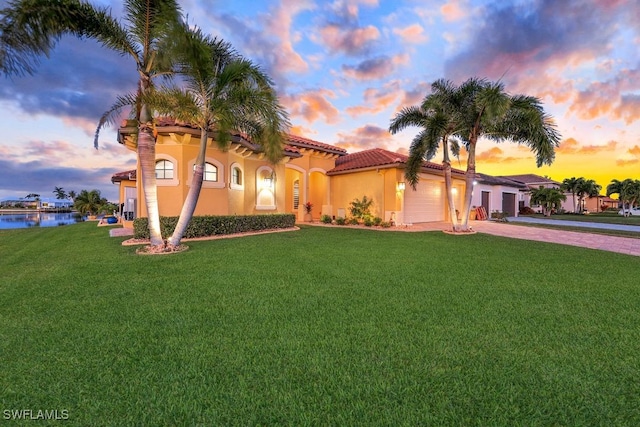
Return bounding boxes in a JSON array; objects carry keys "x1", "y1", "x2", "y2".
[{"x1": 0, "y1": 0, "x2": 638, "y2": 200}]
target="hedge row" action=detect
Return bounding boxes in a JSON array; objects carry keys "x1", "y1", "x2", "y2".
[{"x1": 133, "y1": 214, "x2": 296, "y2": 239}]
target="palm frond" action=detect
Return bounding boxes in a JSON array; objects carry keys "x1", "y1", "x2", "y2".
[{"x1": 94, "y1": 92, "x2": 138, "y2": 148}]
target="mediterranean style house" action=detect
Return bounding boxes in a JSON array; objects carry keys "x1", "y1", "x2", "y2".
[
  {"x1": 111, "y1": 119, "x2": 470, "y2": 227},
  {"x1": 113, "y1": 119, "x2": 615, "y2": 226}
]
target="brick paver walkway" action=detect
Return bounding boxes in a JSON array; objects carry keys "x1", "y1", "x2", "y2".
[{"x1": 409, "y1": 220, "x2": 640, "y2": 257}]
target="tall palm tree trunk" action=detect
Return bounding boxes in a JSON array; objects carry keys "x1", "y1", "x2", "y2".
[
  {"x1": 166, "y1": 130, "x2": 208, "y2": 247},
  {"x1": 137, "y1": 82, "x2": 163, "y2": 247},
  {"x1": 443, "y1": 163, "x2": 460, "y2": 231},
  {"x1": 460, "y1": 141, "x2": 476, "y2": 231},
  {"x1": 137, "y1": 124, "x2": 163, "y2": 247}
]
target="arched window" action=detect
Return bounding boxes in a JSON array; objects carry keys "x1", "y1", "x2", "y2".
[
  {"x1": 155, "y1": 160, "x2": 174, "y2": 179},
  {"x1": 203, "y1": 163, "x2": 218, "y2": 182},
  {"x1": 293, "y1": 180, "x2": 300, "y2": 210},
  {"x1": 229, "y1": 163, "x2": 244, "y2": 190},
  {"x1": 232, "y1": 167, "x2": 242, "y2": 185}
]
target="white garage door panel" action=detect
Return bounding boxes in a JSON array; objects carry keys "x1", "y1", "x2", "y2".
[{"x1": 404, "y1": 180, "x2": 444, "y2": 223}]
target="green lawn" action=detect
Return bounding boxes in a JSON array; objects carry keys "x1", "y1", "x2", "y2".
[
  {"x1": 2, "y1": 223, "x2": 640, "y2": 425},
  {"x1": 529, "y1": 212, "x2": 640, "y2": 226}
]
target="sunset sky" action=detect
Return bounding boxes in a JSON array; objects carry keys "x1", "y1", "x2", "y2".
[{"x1": 1, "y1": 0, "x2": 639, "y2": 201}]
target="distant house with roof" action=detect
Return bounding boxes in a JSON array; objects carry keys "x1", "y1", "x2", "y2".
[{"x1": 471, "y1": 173, "x2": 528, "y2": 217}]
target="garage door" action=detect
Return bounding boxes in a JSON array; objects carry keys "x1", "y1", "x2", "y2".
[{"x1": 404, "y1": 180, "x2": 445, "y2": 223}]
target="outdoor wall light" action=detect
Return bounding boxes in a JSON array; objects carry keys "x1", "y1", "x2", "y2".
[
  {"x1": 397, "y1": 182, "x2": 405, "y2": 191},
  {"x1": 262, "y1": 177, "x2": 273, "y2": 189}
]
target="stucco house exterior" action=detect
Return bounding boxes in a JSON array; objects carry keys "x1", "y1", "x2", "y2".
[
  {"x1": 112, "y1": 120, "x2": 469, "y2": 227},
  {"x1": 471, "y1": 173, "x2": 527, "y2": 217}
]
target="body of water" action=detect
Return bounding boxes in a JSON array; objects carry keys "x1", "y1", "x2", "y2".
[{"x1": 0, "y1": 212, "x2": 84, "y2": 229}]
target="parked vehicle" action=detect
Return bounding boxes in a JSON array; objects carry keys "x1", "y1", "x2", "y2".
[{"x1": 618, "y1": 207, "x2": 640, "y2": 215}]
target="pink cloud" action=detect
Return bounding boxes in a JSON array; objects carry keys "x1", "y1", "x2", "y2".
[
  {"x1": 345, "y1": 82, "x2": 401, "y2": 117},
  {"x1": 476, "y1": 147, "x2": 518, "y2": 164},
  {"x1": 556, "y1": 138, "x2": 617, "y2": 155},
  {"x1": 392, "y1": 24, "x2": 429, "y2": 44},
  {"x1": 262, "y1": 0, "x2": 313, "y2": 74},
  {"x1": 335, "y1": 125, "x2": 393, "y2": 151},
  {"x1": 616, "y1": 158, "x2": 639, "y2": 166},
  {"x1": 440, "y1": 0, "x2": 467, "y2": 22},
  {"x1": 282, "y1": 90, "x2": 340, "y2": 124},
  {"x1": 315, "y1": 23, "x2": 380, "y2": 55},
  {"x1": 342, "y1": 54, "x2": 407, "y2": 81}
]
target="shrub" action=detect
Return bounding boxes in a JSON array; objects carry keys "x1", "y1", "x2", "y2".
[
  {"x1": 348, "y1": 217, "x2": 360, "y2": 225},
  {"x1": 349, "y1": 196, "x2": 374, "y2": 221},
  {"x1": 363, "y1": 217, "x2": 374, "y2": 227},
  {"x1": 321, "y1": 214, "x2": 332, "y2": 224},
  {"x1": 335, "y1": 217, "x2": 346, "y2": 225},
  {"x1": 380, "y1": 221, "x2": 391, "y2": 228},
  {"x1": 373, "y1": 216, "x2": 382, "y2": 226},
  {"x1": 133, "y1": 214, "x2": 296, "y2": 239},
  {"x1": 519, "y1": 206, "x2": 535, "y2": 215}
]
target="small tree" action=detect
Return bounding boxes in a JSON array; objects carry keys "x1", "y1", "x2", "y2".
[
  {"x1": 53, "y1": 186, "x2": 67, "y2": 200},
  {"x1": 530, "y1": 186, "x2": 566, "y2": 217},
  {"x1": 74, "y1": 189, "x2": 108, "y2": 216},
  {"x1": 349, "y1": 196, "x2": 374, "y2": 222}
]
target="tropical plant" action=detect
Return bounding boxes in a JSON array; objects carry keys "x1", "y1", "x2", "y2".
[
  {"x1": 561, "y1": 177, "x2": 582, "y2": 213},
  {"x1": 321, "y1": 214, "x2": 332, "y2": 224},
  {"x1": 348, "y1": 195, "x2": 374, "y2": 222},
  {"x1": 67, "y1": 190, "x2": 77, "y2": 201},
  {"x1": 53, "y1": 186, "x2": 67, "y2": 200},
  {"x1": 607, "y1": 178, "x2": 640, "y2": 217},
  {"x1": 73, "y1": 189, "x2": 107, "y2": 216},
  {"x1": 529, "y1": 186, "x2": 566, "y2": 217},
  {"x1": 575, "y1": 179, "x2": 601, "y2": 212},
  {"x1": 0, "y1": 0, "x2": 185, "y2": 249},
  {"x1": 389, "y1": 79, "x2": 463, "y2": 231},
  {"x1": 393, "y1": 78, "x2": 561, "y2": 231},
  {"x1": 303, "y1": 202, "x2": 313, "y2": 214},
  {"x1": 134, "y1": 26, "x2": 289, "y2": 248}
]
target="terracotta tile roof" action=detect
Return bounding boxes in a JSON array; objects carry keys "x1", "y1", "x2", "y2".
[
  {"x1": 111, "y1": 169, "x2": 136, "y2": 183},
  {"x1": 146, "y1": 117, "x2": 342, "y2": 157},
  {"x1": 328, "y1": 148, "x2": 464, "y2": 175},
  {"x1": 286, "y1": 134, "x2": 347, "y2": 155}
]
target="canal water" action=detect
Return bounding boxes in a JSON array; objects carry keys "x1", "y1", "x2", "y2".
[{"x1": 0, "y1": 212, "x2": 84, "y2": 229}]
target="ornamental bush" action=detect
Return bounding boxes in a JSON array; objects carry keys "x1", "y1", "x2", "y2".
[{"x1": 133, "y1": 214, "x2": 296, "y2": 239}]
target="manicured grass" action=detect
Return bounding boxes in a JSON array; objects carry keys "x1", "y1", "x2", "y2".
[
  {"x1": 528, "y1": 212, "x2": 640, "y2": 226},
  {"x1": 2, "y1": 223, "x2": 640, "y2": 425}
]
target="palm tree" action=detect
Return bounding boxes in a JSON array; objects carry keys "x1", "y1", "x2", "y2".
[
  {"x1": 575, "y1": 179, "x2": 601, "y2": 212},
  {"x1": 455, "y1": 78, "x2": 561, "y2": 231},
  {"x1": 561, "y1": 177, "x2": 582, "y2": 213},
  {"x1": 389, "y1": 79, "x2": 463, "y2": 231},
  {"x1": 1, "y1": 0, "x2": 183, "y2": 248},
  {"x1": 53, "y1": 186, "x2": 67, "y2": 200},
  {"x1": 530, "y1": 186, "x2": 566, "y2": 217},
  {"x1": 73, "y1": 189, "x2": 107, "y2": 216},
  {"x1": 137, "y1": 26, "x2": 289, "y2": 248},
  {"x1": 67, "y1": 190, "x2": 77, "y2": 202},
  {"x1": 608, "y1": 179, "x2": 640, "y2": 217}
]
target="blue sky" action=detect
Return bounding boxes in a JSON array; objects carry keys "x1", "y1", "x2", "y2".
[{"x1": 1, "y1": 0, "x2": 639, "y2": 201}]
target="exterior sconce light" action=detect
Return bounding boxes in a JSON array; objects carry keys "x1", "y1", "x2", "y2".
[
  {"x1": 262, "y1": 177, "x2": 273, "y2": 189},
  {"x1": 397, "y1": 182, "x2": 405, "y2": 191}
]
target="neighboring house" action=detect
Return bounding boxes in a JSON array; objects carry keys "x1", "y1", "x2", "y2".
[
  {"x1": 112, "y1": 120, "x2": 468, "y2": 227},
  {"x1": 497, "y1": 174, "x2": 574, "y2": 213},
  {"x1": 472, "y1": 173, "x2": 528, "y2": 217},
  {"x1": 0, "y1": 198, "x2": 72, "y2": 209},
  {"x1": 499, "y1": 174, "x2": 614, "y2": 213}
]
